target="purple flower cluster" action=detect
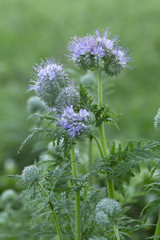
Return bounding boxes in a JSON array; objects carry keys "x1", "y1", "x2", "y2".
[
  {"x1": 29, "y1": 59, "x2": 69, "y2": 108},
  {"x1": 58, "y1": 105, "x2": 91, "y2": 138},
  {"x1": 68, "y1": 29, "x2": 132, "y2": 75}
]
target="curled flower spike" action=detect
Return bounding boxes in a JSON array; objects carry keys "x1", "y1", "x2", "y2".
[
  {"x1": 22, "y1": 165, "x2": 40, "y2": 184},
  {"x1": 95, "y1": 198, "x2": 121, "y2": 224},
  {"x1": 154, "y1": 108, "x2": 160, "y2": 130},
  {"x1": 68, "y1": 29, "x2": 132, "y2": 75},
  {"x1": 29, "y1": 58, "x2": 69, "y2": 108},
  {"x1": 104, "y1": 46, "x2": 132, "y2": 76},
  {"x1": 58, "y1": 105, "x2": 94, "y2": 138},
  {"x1": 55, "y1": 82, "x2": 80, "y2": 107}
]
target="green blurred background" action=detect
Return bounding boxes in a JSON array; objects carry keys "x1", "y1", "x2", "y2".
[{"x1": 0, "y1": 0, "x2": 160, "y2": 238}]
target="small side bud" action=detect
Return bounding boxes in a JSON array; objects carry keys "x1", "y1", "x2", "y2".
[
  {"x1": 154, "y1": 108, "x2": 160, "y2": 130},
  {"x1": 55, "y1": 84, "x2": 80, "y2": 107},
  {"x1": 27, "y1": 96, "x2": 45, "y2": 114},
  {"x1": 95, "y1": 198, "x2": 121, "y2": 224},
  {"x1": 22, "y1": 165, "x2": 40, "y2": 184}
]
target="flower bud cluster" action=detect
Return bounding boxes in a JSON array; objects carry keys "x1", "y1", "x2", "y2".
[
  {"x1": 58, "y1": 105, "x2": 95, "y2": 138},
  {"x1": 29, "y1": 59, "x2": 79, "y2": 108},
  {"x1": 55, "y1": 82, "x2": 80, "y2": 107},
  {"x1": 22, "y1": 165, "x2": 40, "y2": 184},
  {"x1": 68, "y1": 30, "x2": 132, "y2": 76},
  {"x1": 95, "y1": 198, "x2": 121, "y2": 224},
  {"x1": 154, "y1": 108, "x2": 160, "y2": 130}
]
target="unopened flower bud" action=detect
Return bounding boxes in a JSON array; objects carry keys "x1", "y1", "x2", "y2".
[
  {"x1": 95, "y1": 198, "x2": 121, "y2": 224},
  {"x1": 55, "y1": 83, "x2": 80, "y2": 107},
  {"x1": 22, "y1": 165, "x2": 40, "y2": 184},
  {"x1": 154, "y1": 108, "x2": 160, "y2": 130},
  {"x1": 27, "y1": 96, "x2": 45, "y2": 113}
]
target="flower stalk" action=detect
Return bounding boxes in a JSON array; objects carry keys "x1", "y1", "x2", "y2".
[
  {"x1": 97, "y1": 70, "x2": 115, "y2": 199},
  {"x1": 92, "y1": 133, "x2": 104, "y2": 159},
  {"x1": 113, "y1": 224, "x2": 120, "y2": 240},
  {"x1": 71, "y1": 144, "x2": 81, "y2": 240},
  {"x1": 98, "y1": 70, "x2": 107, "y2": 157},
  {"x1": 38, "y1": 182, "x2": 63, "y2": 240},
  {"x1": 89, "y1": 138, "x2": 93, "y2": 186}
]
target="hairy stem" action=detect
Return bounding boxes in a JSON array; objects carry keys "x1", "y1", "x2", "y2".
[
  {"x1": 71, "y1": 145, "x2": 81, "y2": 240},
  {"x1": 113, "y1": 224, "x2": 120, "y2": 240},
  {"x1": 97, "y1": 70, "x2": 115, "y2": 199},
  {"x1": 67, "y1": 179, "x2": 73, "y2": 202},
  {"x1": 92, "y1": 134, "x2": 104, "y2": 158},
  {"x1": 98, "y1": 71, "x2": 107, "y2": 157},
  {"x1": 38, "y1": 182, "x2": 63, "y2": 240},
  {"x1": 89, "y1": 138, "x2": 93, "y2": 186},
  {"x1": 154, "y1": 214, "x2": 160, "y2": 240}
]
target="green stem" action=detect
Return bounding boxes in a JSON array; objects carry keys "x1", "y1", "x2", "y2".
[
  {"x1": 107, "y1": 179, "x2": 115, "y2": 199},
  {"x1": 98, "y1": 71, "x2": 103, "y2": 109},
  {"x1": 93, "y1": 133, "x2": 115, "y2": 199},
  {"x1": 98, "y1": 70, "x2": 107, "y2": 156},
  {"x1": 38, "y1": 182, "x2": 63, "y2": 240},
  {"x1": 97, "y1": 70, "x2": 115, "y2": 199},
  {"x1": 154, "y1": 214, "x2": 160, "y2": 240},
  {"x1": 113, "y1": 224, "x2": 120, "y2": 240},
  {"x1": 89, "y1": 138, "x2": 93, "y2": 186},
  {"x1": 71, "y1": 145, "x2": 81, "y2": 240},
  {"x1": 92, "y1": 134, "x2": 104, "y2": 158},
  {"x1": 67, "y1": 179, "x2": 73, "y2": 202},
  {"x1": 99, "y1": 124, "x2": 107, "y2": 156}
]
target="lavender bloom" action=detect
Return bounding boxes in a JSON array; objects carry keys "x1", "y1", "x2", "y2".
[
  {"x1": 58, "y1": 105, "x2": 93, "y2": 138},
  {"x1": 29, "y1": 59, "x2": 69, "y2": 108},
  {"x1": 68, "y1": 29, "x2": 132, "y2": 75},
  {"x1": 104, "y1": 46, "x2": 132, "y2": 76}
]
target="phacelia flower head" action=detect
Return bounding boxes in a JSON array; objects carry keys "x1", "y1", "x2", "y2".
[
  {"x1": 22, "y1": 165, "x2": 40, "y2": 184},
  {"x1": 55, "y1": 82, "x2": 80, "y2": 107},
  {"x1": 104, "y1": 46, "x2": 131, "y2": 76},
  {"x1": 68, "y1": 29, "x2": 132, "y2": 76},
  {"x1": 154, "y1": 108, "x2": 160, "y2": 130},
  {"x1": 95, "y1": 198, "x2": 121, "y2": 224},
  {"x1": 29, "y1": 59, "x2": 69, "y2": 108},
  {"x1": 58, "y1": 105, "x2": 94, "y2": 138}
]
